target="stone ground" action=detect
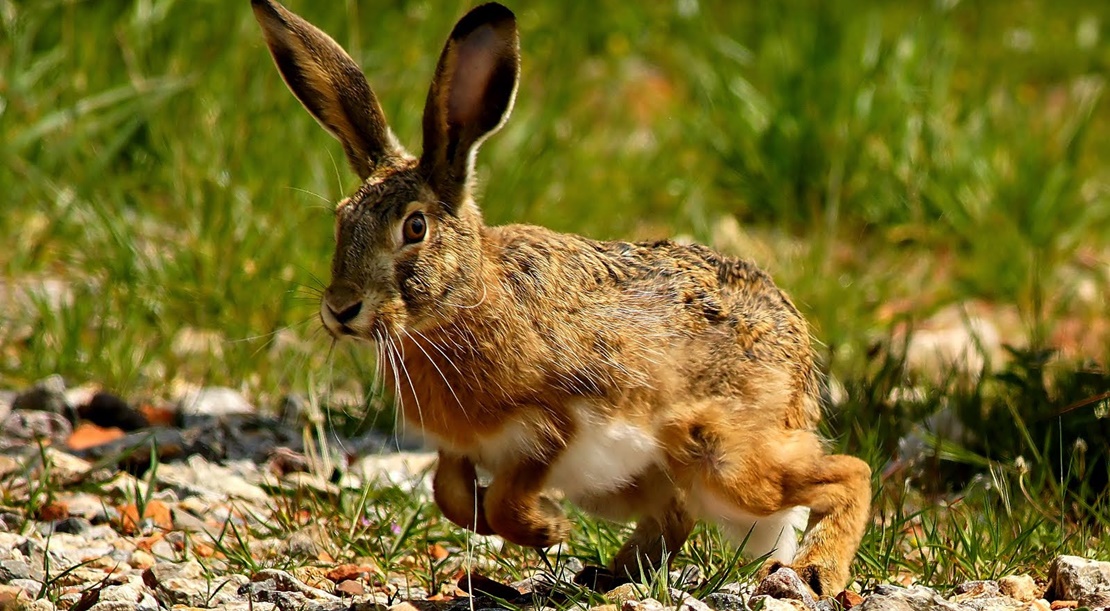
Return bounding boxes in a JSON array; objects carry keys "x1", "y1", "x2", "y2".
[{"x1": 2, "y1": 378, "x2": 1110, "y2": 611}]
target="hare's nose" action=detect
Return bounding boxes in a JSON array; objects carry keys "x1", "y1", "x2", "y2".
[{"x1": 328, "y1": 300, "x2": 362, "y2": 324}]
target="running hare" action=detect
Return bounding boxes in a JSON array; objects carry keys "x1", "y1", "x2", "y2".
[{"x1": 251, "y1": 0, "x2": 871, "y2": 596}]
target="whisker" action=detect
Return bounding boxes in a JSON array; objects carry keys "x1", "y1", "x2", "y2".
[{"x1": 402, "y1": 328, "x2": 469, "y2": 427}]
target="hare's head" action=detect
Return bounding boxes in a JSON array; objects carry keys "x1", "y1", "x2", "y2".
[{"x1": 252, "y1": 0, "x2": 519, "y2": 338}]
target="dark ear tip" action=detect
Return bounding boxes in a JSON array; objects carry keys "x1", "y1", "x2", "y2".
[
  {"x1": 452, "y1": 3, "x2": 516, "y2": 39},
  {"x1": 250, "y1": 0, "x2": 284, "y2": 23}
]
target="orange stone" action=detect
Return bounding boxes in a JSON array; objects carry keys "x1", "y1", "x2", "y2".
[
  {"x1": 36, "y1": 500, "x2": 70, "y2": 521},
  {"x1": 138, "y1": 403, "x2": 177, "y2": 427},
  {"x1": 335, "y1": 580, "x2": 366, "y2": 596},
  {"x1": 134, "y1": 532, "x2": 164, "y2": 551},
  {"x1": 67, "y1": 422, "x2": 126, "y2": 451},
  {"x1": 115, "y1": 500, "x2": 173, "y2": 534},
  {"x1": 835, "y1": 590, "x2": 864, "y2": 609}
]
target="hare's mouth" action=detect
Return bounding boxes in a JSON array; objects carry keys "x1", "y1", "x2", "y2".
[{"x1": 319, "y1": 298, "x2": 376, "y2": 341}]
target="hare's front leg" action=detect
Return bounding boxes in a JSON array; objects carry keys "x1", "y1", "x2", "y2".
[
  {"x1": 433, "y1": 451, "x2": 494, "y2": 535},
  {"x1": 483, "y1": 453, "x2": 571, "y2": 548}
]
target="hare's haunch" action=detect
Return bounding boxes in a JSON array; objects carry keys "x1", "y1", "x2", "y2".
[{"x1": 251, "y1": 0, "x2": 871, "y2": 596}]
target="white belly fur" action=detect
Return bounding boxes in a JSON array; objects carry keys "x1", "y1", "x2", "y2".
[
  {"x1": 692, "y1": 485, "x2": 809, "y2": 562},
  {"x1": 473, "y1": 403, "x2": 663, "y2": 503}
]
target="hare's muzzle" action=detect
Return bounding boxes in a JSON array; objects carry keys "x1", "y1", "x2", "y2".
[{"x1": 320, "y1": 290, "x2": 367, "y2": 338}]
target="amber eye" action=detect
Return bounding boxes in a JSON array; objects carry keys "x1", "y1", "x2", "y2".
[{"x1": 402, "y1": 212, "x2": 427, "y2": 244}]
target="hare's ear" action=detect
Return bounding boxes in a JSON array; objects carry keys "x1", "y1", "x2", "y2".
[
  {"x1": 419, "y1": 3, "x2": 519, "y2": 205},
  {"x1": 251, "y1": 0, "x2": 402, "y2": 179}
]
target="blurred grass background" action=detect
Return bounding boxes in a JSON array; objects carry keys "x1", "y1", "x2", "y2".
[{"x1": 2, "y1": 0, "x2": 1110, "y2": 584}]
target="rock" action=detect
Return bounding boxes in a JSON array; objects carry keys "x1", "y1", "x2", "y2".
[
  {"x1": 835, "y1": 590, "x2": 865, "y2": 609},
  {"x1": 1049, "y1": 602, "x2": 1077, "y2": 610},
  {"x1": 998, "y1": 575, "x2": 1040, "y2": 602},
  {"x1": 1080, "y1": 591, "x2": 1110, "y2": 608},
  {"x1": 336, "y1": 580, "x2": 366, "y2": 596},
  {"x1": 248, "y1": 569, "x2": 340, "y2": 601},
  {"x1": 953, "y1": 581, "x2": 1001, "y2": 598},
  {"x1": 67, "y1": 422, "x2": 127, "y2": 451},
  {"x1": 858, "y1": 585, "x2": 964, "y2": 611},
  {"x1": 623, "y1": 600, "x2": 665, "y2": 611},
  {"x1": 326, "y1": 564, "x2": 378, "y2": 584},
  {"x1": 1046, "y1": 555, "x2": 1110, "y2": 601},
  {"x1": 0, "y1": 391, "x2": 13, "y2": 422},
  {"x1": 142, "y1": 560, "x2": 234, "y2": 607},
  {"x1": 156, "y1": 455, "x2": 270, "y2": 505},
  {"x1": 1, "y1": 410, "x2": 72, "y2": 447},
  {"x1": 752, "y1": 568, "x2": 817, "y2": 609},
  {"x1": 12, "y1": 375, "x2": 70, "y2": 416},
  {"x1": 178, "y1": 386, "x2": 253, "y2": 424},
  {"x1": 672, "y1": 591, "x2": 712, "y2": 611},
  {"x1": 0, "y1": 512, "x2": 20, "y2": 532},
  {"x1": 129, "y1": 549, "x2": 156, "y2": 570},
  {"x1": 114, "y1": 500, "x2": 173, "y2": 535},
  {"x1": 671, "y1": 565, "x2": 704, "y2": 590},
  {"x1": 702, "y1": 592, "x2": 746, "y2": 611},
  {"x1": 0, "y1": 583, "x2": 28, "y2": 604},
  {"x1": 88, "y1": 579, "x2": 159, "y2": 611},
  {"x1": 291, "y1": 566, "x2": 334, "y2": 593},
  {"x1": 266, "y1": 446, "x2": 310, "y2": 476},
  {"x1": 7, "y1": 578, "x2": 44, "y2": 599},
  {"x1": 351, "y1": 452, "x2": 437, "y2": 491},
  {"x1": 958, "y1": 596, "x2": 1034, "y2": 611},
  {"x1": 605, "y1": 583, "x2": 643, "y2": 604},
  {"x1": 0, "y1": 558, "x2": 31, "y2": 583},
  {"x1": 53, "y1": 517, "x2": 93, "y2": 535},
  {"x1": 748, "y1": 596, "x2": 809, "y2": 610},
  {"x1": 21, "y1": 599, "x2": 56, "y2": 611}
]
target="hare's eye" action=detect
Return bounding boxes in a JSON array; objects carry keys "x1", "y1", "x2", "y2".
[{"x1": 402, "y1": 212, "x2": 427, "y2": 245}]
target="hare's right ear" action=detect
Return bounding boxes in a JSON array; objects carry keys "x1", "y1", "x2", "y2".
[
  {"x1": 419, "y1": 3, "x2": 519, "y2": 206},
  {"x1": 251, "y1": 0, "x2": 402, "y2": 179}
]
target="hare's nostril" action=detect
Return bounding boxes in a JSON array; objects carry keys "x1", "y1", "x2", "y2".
[{"x1": 331, "y1": 300, "x2": 363, "y2": 324}]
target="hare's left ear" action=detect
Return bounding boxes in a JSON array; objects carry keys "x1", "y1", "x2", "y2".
[{"x1": 419, "y1": 3, "x2": 519, "y2": 206}]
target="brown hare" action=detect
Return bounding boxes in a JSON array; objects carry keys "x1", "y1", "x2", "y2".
[{"x1": 251, "y1": 0, "x2": 871, "y2": 596}]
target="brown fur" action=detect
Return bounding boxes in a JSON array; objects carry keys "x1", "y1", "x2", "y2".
[{"x1": 252, "y1": 0, "x2": 871, "y2": 596}]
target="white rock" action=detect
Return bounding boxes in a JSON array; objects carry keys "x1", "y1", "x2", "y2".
[
  {"x1": 747, "y1": 595, "x2": 809, "y2": 611},
  {"x1": 177, "y1": 386, "x2": 254, "y2": 422},
  {"x1": 998, "y1": 574, "x2": 1040, "y2": 602},
  {"x1": 1048, "y1": 555, "x2": 1110, "y2": 601}
]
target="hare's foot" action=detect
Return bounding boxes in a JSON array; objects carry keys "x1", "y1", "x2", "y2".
[
  {"x1": 755, "y1": 559, "x2": 844, "y2": 600},
  {"x1": 433, "y1": 451, "x2": 494, "y2": 535},
  {"x1": 486, "y1": 492, "x2": 570, "y2": 548},
  {"x1": 609, "y1": 496, "x2": 694, "y2": 584}
]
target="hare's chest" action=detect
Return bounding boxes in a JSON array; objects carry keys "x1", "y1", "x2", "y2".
[{"x1": 473, "y1": 409, "x2": 663, "y2": 502}]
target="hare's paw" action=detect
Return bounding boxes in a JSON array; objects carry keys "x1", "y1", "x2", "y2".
[
  {"x1": 487, "y1": 494, "x2": 570, "y2": 548},
  {"x1": 432, "y1": 453, "x2": 494, "y2": 535},
  {"x1": 755, "y1": 559, "x2": 845, "y2": 599},
  {"x1": 573, "y1": 565, "x2": 626, "y2": 593}
]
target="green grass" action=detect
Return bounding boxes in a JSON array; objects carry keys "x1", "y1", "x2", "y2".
[{"x1": 2, "y1": 0, "x2": 1109, "y2": 593}]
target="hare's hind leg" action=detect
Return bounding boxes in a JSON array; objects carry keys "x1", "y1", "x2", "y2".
[
  {"x1": 609, "y1": 495, "x2": 695, "y2": 584},
  {"x1": 666, "y1": 415, "x2": 870, "y2": 596},
  {"x1": 766, "y1": 451, "x2": 871, "y2": 595}
]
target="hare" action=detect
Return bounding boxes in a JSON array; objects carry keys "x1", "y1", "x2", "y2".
[{"x1": 251, "y1": 0, "x2": 871, "y2": 596}]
